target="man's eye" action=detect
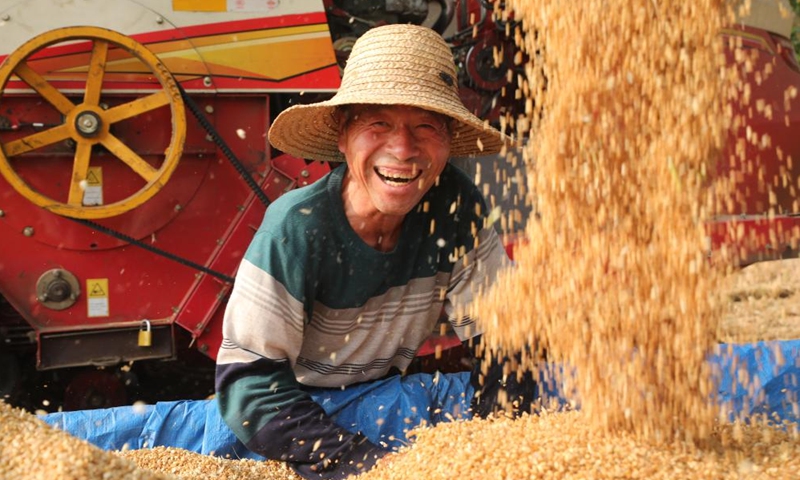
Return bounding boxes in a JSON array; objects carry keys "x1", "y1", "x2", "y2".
[{"x1": 418, "y1": 123, "x2": 446, "y2": 134}]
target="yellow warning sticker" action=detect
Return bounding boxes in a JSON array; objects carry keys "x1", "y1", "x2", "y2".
[
  {"x1": 86, "y1": 278, "x2": 109, "y2": 317},
  {"x1": 87, "y1": 279, "x2": 108, "y2": 297},
  {"x1": 86, "y1": 167, "x2": 102, "y2": 185}
]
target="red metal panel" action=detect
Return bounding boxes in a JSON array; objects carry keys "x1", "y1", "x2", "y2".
[
  {"x1": 182, "y1": 153, "x2": 331, "y2": 360},
  {"x1": 708, "y1": 215, "x2": 800, "y2": 266},
  {"x1": 718, "y1": 26, "x2": 800, "y2": 218},
  {"x1": 0, "y1": 94, "x2": 275, "y2": 367}
]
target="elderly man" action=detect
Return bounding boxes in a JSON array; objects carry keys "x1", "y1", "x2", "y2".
[{"x1": 215, "y1": 24, "x2": 535, "y2": 479}]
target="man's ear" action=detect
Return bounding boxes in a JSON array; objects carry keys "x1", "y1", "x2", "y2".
[{"x1": 336, "y1": 109, "x2": 348, "y2": 155}]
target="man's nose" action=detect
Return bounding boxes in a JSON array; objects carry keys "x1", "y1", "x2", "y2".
[{"x1": 385, "y1": 126, "x2": 420, "y2": 160}]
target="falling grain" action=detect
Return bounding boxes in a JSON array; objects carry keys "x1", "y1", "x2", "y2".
[{"x1": 471, "y1": 0, "x2": 736, "y2": 442}]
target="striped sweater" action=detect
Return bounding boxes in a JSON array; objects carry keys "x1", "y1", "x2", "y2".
[{"x1": 215, "y1": 163, "x2": 507, "y2": 478}]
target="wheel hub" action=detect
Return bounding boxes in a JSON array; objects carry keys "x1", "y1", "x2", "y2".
[{"x1": 75, "y1": 110, "x2": 102, "y2": 137}]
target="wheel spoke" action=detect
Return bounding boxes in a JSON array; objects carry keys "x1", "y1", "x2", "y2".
[
  {"x1": 104, "y1": 91, "x2": 171, "y2": 124},
  {"x1": 67, "y1": 141, "x2": 93, "y2": 206},
  {"x1": 3, "y1": 123, "x2": 72, "y2": 157},
  {"x1": 100, "y1": 134, "x2": 157, "y2": 182},
  {"x1": 84, "y1": 40, "x2": 109, "y2": 106},
  {"x1": 14, "y1": 62, "x2": 75, "y2": 115}
]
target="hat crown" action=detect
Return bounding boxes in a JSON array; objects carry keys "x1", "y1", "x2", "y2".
[{"x1": 337, "y1": 24, "x2": 460, "y2": 105}]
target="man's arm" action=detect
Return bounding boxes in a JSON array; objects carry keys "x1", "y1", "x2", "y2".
[{"x1": 215, "y1": 354, "x2": 388, "y2": 478}]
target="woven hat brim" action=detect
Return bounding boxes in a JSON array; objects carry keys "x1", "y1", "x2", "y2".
[{"x1": 268, "y1": 97, "x2": 507, "y2": 162}]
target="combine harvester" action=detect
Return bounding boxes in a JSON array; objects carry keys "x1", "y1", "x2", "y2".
[
  {"x1": 0, "y1": 0, "x2": 524, "y2": 411},
  {"x1": 0, "y1": 0, "x2": 798, "y2": 425}
]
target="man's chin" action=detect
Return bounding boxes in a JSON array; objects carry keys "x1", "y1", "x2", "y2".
[{"x1": 374, "y1": 200, "x2": 420, "y2": 217}]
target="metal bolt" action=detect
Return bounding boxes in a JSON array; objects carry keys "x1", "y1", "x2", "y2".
[
  {"x1": 0, "y1": 209, "x2": 5, "y2": 217},
  {"x1": 22, "y1": 226, "x2": 34, "y2": 237},
  {"x1": 80, "y1": 116, "x2": 97, "y2": 130},
  {"x1": 53, "y1": 270, "x2": 62, "y2": 278},
  {"x1": 156, "y1": 16, "x2": 164, "y2": 24},
  {"x1": 205, "y1": 134, "x2": 213, "y2": 142},
  {"x1": 76, "y1": 111, "x2": 101, "y2": 135},
  {"x1": 203, "y1": 76, "x2": 213, "y2": 87},
  {"x1": 38, "y1": 293, "x2": 48, "y2": 302},
  {"x1": 300, "y1": 169, "x2": 310, "y2": 178},
  {"x1": 45, "y1": 279, "x2": 70, "y2": 302},
  {"x1": 1, "y1": 14, "x2": 10, "y2": 21},
  {"x1": 205, "y1": 105, "x2": 214, "y2": 114},
  {"x1": 174, "y1": 204, "x2": 182, "y2": 212},
  {"x1": 199, "y1": 344, "x2": 209, "y2": 353}
]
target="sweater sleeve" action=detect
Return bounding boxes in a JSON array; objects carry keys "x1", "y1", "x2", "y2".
[
  {"x1": 215, "y1": 214, "x2": 388, "y2": 478},
  {"x1": 215, "y1": 358, "x2": 387, "y2": 478}
]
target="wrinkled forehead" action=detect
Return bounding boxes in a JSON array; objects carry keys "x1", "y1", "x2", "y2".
[
  {"x1": 335, "y1": 103, "x2": 453, "y2": 133},
  {"x1": 337, "y1": 104, "x2": 452, "y2": 126}
]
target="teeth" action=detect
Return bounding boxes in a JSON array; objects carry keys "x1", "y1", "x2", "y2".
[
  {"x1": 375, "y1": 167, "x2": 419, "y2": 184},
  {"x1": 376, "y1": 168, "x2": 416, "y2": 180}
]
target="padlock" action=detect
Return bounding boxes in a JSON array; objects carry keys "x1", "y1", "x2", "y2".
[{"x1": 138, "y1": 320, "x2": 152, "y2": 347}]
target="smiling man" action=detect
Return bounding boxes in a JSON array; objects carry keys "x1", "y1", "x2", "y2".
[
  {"x1": 337, "y1": 104, "x2": 452, "y2": 251},
  {"x1": 215, "y1": 24, "x2": 534, "y2": 479}
]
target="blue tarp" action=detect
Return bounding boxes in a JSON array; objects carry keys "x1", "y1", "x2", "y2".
[
  {"x1": 43, "y1": 371, "x2": 475, "y2": 458},
  {"x1": 42, "y1": 340, "x2": 800, "y2": 458},
  {"x1": 711, "y1": 341, "x2": 800, "y2": 423}
]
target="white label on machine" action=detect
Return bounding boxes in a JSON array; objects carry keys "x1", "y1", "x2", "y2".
[
  {"x1": 82, "y1": 167, "x2": 104, "y2": 206},
  {"x1": 86, "y1": 278, "x2": 109, "y2": 317}
]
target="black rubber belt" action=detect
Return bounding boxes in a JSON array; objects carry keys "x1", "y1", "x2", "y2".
[
  {"x1": 68, "y1": 216, "x2": 235, "y2": 283},
  {"x1": 177, "y1": 83, "x2": 272, "y2": 208}
]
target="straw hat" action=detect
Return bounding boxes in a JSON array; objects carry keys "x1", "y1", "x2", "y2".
[{"x1": 268, "y1": 24, "x2": 507, "y2": 162}]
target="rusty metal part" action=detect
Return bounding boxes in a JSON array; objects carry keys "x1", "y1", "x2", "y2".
[{"x1": 35, "y1": 268, "x2": 80, "y2": 310}]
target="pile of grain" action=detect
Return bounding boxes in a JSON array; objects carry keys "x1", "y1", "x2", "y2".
[
  {"x1": 116, "y1": 446, "x2": 300, "y2": 480},
  {"x1": 0, "y1": 400, "x2": 171, "y2": 480},
  {"x1": 359, "y1": 412, "x2": 800, "y2": 479},
  {"x1": 0, "y1": 400, "x2": 299, "y2": 480}
]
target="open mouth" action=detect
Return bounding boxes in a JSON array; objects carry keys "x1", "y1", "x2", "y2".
[{"x1": 374, "y1": 167, "x2": 422, "y2": 186}]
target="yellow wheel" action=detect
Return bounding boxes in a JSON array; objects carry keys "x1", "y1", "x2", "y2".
[{"x1": 0, "y1": 26, "x2": 186, "y2": 219}]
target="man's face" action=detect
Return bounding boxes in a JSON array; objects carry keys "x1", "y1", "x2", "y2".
[{"x1": 337, "y1": 105, "x2": 452, "y2": 217}]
